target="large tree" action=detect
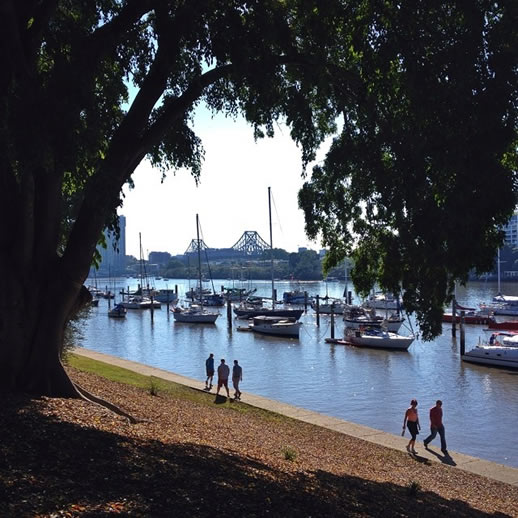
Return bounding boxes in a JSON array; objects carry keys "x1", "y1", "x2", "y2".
[
  {"x1": 299, "y1": 1, "x2": 518, "y2": 339},
  {"x1": 1, "y1": 1, "x2": 516, "y2": 399},
  {"x1": 1, "y1": 0, "x2": 357, "y2": 396}
]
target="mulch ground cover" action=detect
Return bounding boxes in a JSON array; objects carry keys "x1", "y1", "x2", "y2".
[{"x1": 1, "y1": 367, "x2": 517, "y2": 517}]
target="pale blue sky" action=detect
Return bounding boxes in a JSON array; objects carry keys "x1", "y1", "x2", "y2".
[{"x1": 121, "y1": 107, "x2": 332, "y2": 258}]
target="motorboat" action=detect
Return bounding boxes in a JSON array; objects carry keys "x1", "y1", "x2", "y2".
[
  {"x1": 248, "y1": 315, "x2": 302, "y2": 338},
  {"x1": 283, "y1": 290, "x2": 313, "y2": 305},
  {"x1": 223, "y1": 287, "x2": 257, "y2": 302},
  {"x1": 344, "y1": 327, "x2": 414, "y2": 350},
  {"x1": 153, "y1": 289, "x2": 178, "y2": 304},
  {"x1": 108, "y1": 303, "x2": 127, "y2": 319},
  {"x1": 343, "y1": 305, "x2": 405, "y2": 332},
  {"x1": 310, "y1": 298, "x2": 348, "y2": 314},
  {"x1": 462, "y1": 332, "x2": 518, "y2": 369},
  {"x1": 120, "y1": 296, "x2": 161, "y2": 309},
  {"x1": 344, "y1": 313, "x2": 405, "y2": 333},
  {"x1": 442, "y1": 309, "x2": 491, "y2": 325},
  {"x1": 363, "y1": 292, "x2": 402, "y2": 311},
  {"x1": 487, "y1": 317, "x2": 518, "y2": 330},
  {"x1": 172, "y1": 305, "x2": 219, "y2": 324}
]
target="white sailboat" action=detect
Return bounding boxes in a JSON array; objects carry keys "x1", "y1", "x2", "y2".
[
  {"x1": 240, "y1": 187, "x2": 303, "y2": 336},
  {"x1": 173, "y1": 215, "x2": 219, "y2": 324},
  {"x1": 120, "y1": 233, "x2": 161, "y2": 309}
]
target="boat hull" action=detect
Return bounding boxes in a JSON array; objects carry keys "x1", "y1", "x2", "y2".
[
  {"x1": 173, "y1": 311, "x2": 218, "y2": 323},
  {"x1": 462, "y1": 347, "x2": 518, "y2": 369},
  {"x1": 346, "y1": 330, "x2": 414, "y2": 350},
  {"x1": 250, "y1": 316, "x2": 301, "y2": 337},
  {"x1": 234, "y1": 307, "x2": 304, "y2": 320},
  {"x1": 442, "y1": 313, "x2": 490, "y2": 325},
  {"x1": 344, "y1": 318, "x2": 404, "y2": 333}
]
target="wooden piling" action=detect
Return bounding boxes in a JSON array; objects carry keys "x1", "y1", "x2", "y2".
[
  {"x1": 460, "y1": 310, "x2": 465, "y2": 354},
  {"x1": 330, "y1": 302, "x2": 335, "y2": 339},
  {"x1": 316, "y1": 295, "x2": 320, "y2": 327},
  {"x1": 304, "y1": 291, "x2": 308, "y2": 313},
  {"x1": 452, "y1": 298, "x2": 457, "y2": 337},
  {"x1": 227, "y1": 298, "x2": 232, "y2": 329}
]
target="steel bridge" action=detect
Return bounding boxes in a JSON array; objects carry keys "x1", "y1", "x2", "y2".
[
  {"x1": 184, "y1": 231, "x2": 270, "y2": 256},
  {"x1": 230, "y1": 231, "x2": 271, "y2": 255}
]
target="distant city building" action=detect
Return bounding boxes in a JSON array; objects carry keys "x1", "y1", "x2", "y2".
[
  {"x1": 97, "y1": 215, "x2": 127, "y2": 276},
  {"x1": 503, "y1": 212, "x2": 518, "y2": 246},
  {"x1": 149, "y1": 251, "x2": 171, "y2": 265}
]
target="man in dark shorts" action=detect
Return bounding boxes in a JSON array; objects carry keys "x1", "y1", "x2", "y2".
[
  {"x1": 216, "y1": 358, "x2": 230, "y2": 398},
  {"x1": 205, "y1": 353, "x2": 215, "y2": 389}
]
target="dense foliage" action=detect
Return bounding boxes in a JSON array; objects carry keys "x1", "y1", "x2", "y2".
[
  {"x1": 2, "y1": 1, "x2": 517, "y2": 395},
  {"x1": 299, "y1": 1, "x2": 518, "y2": 339}
]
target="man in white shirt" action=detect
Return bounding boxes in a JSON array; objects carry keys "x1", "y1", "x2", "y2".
[{"x1": 216, "y1": 358, "x2": 230, "y2": 398}]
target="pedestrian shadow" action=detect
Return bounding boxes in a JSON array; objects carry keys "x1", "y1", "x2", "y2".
[
  {"x1": 214, "y1": 394, "x2": 229, "y2": 404},
  {"x1": 407, "y1": 452, "x2": 432, "y2": 465},
  {"x1": 425, "y1": 448, "x2": 457, "y2": 466}
]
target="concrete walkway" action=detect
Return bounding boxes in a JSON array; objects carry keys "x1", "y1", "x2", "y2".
[{"x1": 73, "y1": 347, "x2": 518, "y2": 487}]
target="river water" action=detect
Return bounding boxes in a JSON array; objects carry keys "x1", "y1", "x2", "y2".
[{"x1": 81, "y1": 278, "x2": 518, "y2": 468}]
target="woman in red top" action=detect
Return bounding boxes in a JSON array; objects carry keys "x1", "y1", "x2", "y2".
[{"x1": 402, "y1": 399, "x2": 420, "y2": 454}]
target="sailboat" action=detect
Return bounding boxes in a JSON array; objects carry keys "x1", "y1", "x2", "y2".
[
  {"x1": 234, "y1": 187, "x2": 304, "y2": 323},
  {"x1": 172, "y1": 215, "x2": 219, "y2": 323},
  {"x1": 120, "y1": 233, "x2": 161, "y2": 309}
]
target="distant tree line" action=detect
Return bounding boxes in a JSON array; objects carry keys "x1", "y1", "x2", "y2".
[{"x1": 125, "y1": 249, "x2": 344, "y2": 281}]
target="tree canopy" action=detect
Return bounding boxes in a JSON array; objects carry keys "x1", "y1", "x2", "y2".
[
  {"x1": 299, "y1": 1, "x2": 518, "y2": 339},
  {"x1": 1, "y1": 0, "x2": 517, "y2": 396}
]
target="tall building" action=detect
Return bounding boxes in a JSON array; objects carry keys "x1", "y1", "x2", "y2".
[
  {"x1": 97, "y1": 215, "x2": 127, "y2": 276},
  {"x1": 503, "y1": 212, "x2": 518, "y2": 246}
]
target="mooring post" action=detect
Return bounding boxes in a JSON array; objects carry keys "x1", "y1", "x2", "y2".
[
  {"x1": 304, "y1": 291, "x2": 308, "y2": 312},
  {"x1": 460, "y1": 310, "x2": 465, "y2": 355},
  {"x1": 330, "y1": 302, "x2": 335, "y2": 339},
  {"x1": 452, "y1": 298, "x2": 457, "y2": 337},
  {"x1": 227, "y1": 298, "x2": 232, "y2": 329},
  {"x1": 316, "y1": 295, "x2": 320, "y2": 327}
]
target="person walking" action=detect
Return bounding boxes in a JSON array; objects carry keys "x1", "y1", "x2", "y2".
[
  {"x1": 232, "y1": 360, "x2": 243, "y2": 400},
  {"x1": 423, "y1": 400, "x2": 448, "y2": 455},
  {"x1": 402, "y1": 399, "x2": 420, "y2": 454},
  {"x1": 205, "y1": 353, "x2": 215, "y2": 389},
  {"x1": 216, "y1": 358, "x2": 230, "y2": 398}
]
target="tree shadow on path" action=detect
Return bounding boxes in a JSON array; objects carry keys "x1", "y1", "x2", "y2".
[{"x1": 0, "y1": 393, "x2": 510, "y2": 517}]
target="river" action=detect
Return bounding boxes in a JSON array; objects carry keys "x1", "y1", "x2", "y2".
[{"x1": 81, "y1": 278, "x2": 518, "y2": 468}]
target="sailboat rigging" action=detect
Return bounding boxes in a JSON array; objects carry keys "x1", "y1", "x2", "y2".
[
  {"x1": 172, "y1": 215, "x2": 219, "y2": 323},
  {"x1": 233, "y1": 187, "x2": 304, "y2": 323}
]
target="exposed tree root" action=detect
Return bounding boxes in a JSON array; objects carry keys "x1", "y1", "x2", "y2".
[{"x1": 74, "y1": 382, "x2": 141, "y2": 424}]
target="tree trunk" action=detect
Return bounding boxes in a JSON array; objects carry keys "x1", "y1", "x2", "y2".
[{"x1": 0, "y1": 264, "x2": 86, "y2": 397}]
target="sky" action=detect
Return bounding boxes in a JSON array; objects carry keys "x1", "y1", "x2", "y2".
[{"x1": 121, "y1": 108, "x2": 333, "y2": 259}]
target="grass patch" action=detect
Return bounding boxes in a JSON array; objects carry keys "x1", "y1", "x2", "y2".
[
  {"x1": 282, "y1": 447, "x2": 297, "y2": 461},
  {"x1": 66, "y1": 351, "x2": 289, "y2": 423}
]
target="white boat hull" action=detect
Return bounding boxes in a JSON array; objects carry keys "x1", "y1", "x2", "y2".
[
  {"x1": 462, "y1": 346, "x2": 518, "y2": 369},
  {"x1": 346, "y1": 330, "x2": 414, "y2": 350},
  {"x1": 250, "y1": 316, "x2": 302, "y2": 337},
  {"x1": 344, "y1": 318, "x2": 404, "y2": 333}
]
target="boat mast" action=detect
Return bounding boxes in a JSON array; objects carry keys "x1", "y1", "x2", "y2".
[
  {"x1": 497, "y1": 248, "x2": 501, "y2": 294},
  {"x1": 268, "y1": 187, "x2": 274, "y2": 304},
  {"x1": 139, "y1": 232, "x2": 144, "y2": 293},
  {"x1": 196, "y1": 214, "x2": 203, "y2": 309}
]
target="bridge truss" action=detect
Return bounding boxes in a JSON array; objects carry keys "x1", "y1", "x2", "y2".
[
  {"x1": 231, "y1": 231, "x2": 271, "y2": 255},
  {"x1": 184, "y1": 239, "x2": 209, "y2": 255}
]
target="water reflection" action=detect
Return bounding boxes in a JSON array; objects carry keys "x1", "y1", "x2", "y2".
[{"x1": 81, "y1": 278, "x2": 518, "y2": 468}]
